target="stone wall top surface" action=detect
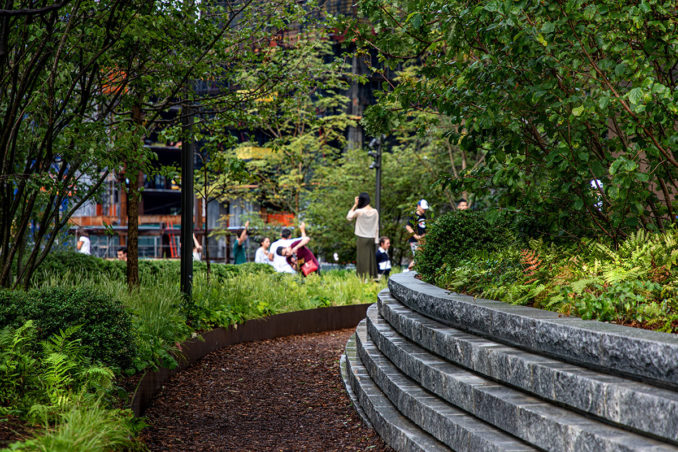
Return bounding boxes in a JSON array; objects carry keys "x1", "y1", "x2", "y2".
[{"x1": 388, "y1": 272, "x2": 678, "y2": 389}]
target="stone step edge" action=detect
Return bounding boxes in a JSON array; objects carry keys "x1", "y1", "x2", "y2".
[
  {"x1": 388, "y1": 272, "x2": 678, "y2": 390},
  {"x1": 339, "y1": 354, "x2": 372, "y2": 429},
  {"x1": 377, "y1": 291, "x2": 678, "y2": 444},
  {"x1": 344, "y1": 331, "x2": 450, "y2": 452},
  {"x1": 355, "y1": 322, "x2": 537, "y2": 452},
  {"x1": 362, "y1": 305, "x2": 677, "y2": 452}
]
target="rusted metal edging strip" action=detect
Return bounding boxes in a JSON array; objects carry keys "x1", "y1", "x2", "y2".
[{"x1": 131, "y1": 303, "x2": 372, "y2": 416}]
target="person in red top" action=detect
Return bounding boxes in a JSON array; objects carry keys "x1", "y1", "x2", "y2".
[{"x1": 276, "y1": 222, "x2": 319, "y2": 276}]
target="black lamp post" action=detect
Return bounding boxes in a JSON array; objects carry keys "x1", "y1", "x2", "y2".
[
  {"x1": 180, "y1": 104, "x2": 194, "y2": 299},
  {"x1": 368, "y1": 136, "x2": 383, "y2": 231}
]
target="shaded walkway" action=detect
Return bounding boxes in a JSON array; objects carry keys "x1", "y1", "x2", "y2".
[{"x1": 141, "y1": 328, "x2": 391, "y2": 451}]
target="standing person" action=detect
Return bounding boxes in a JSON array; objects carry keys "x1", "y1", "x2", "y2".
[
  {"x1": 192, "y1": 234, "x2": 202, "y2": 262},
  {"x1": 232, "y1": 220, "x2": 249, "y2": 265},
  {"x1": 346, "y1": 192, "x2": 379, "y2": 279},
  {"x1": 405, "y1": 199, "x2": 429, "y2": 270},
  {"x1": 376, "y1": 236, "x2": 391, "y2": 279},
  {"x1": 276, "y1": 223, "x2": 319, "y2": 276},
  {"x1": 76, "y1": 229, "x2": 91, "y2": 255},
  {"x1": 255, "y1": 237, "x2": 274, "y2": 265}
]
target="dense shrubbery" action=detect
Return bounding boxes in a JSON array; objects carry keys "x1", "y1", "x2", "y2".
[
  {"x1": 0, "y1": 287, "x2": 135, "y2": 370},
  {"x1": 428, "y1": 230, "x2": 678, "y2": 333},
  {"x1": 414, "y1": 210, "x2": 512, "y2": 283},
  {"x1": 2, "y1": 251, "x2": 381, "y2": 449},
  {"x1": 33, "y1": 252, "x2": 274, "y2": 286}
]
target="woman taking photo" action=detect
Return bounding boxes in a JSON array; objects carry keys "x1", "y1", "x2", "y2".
[{"x1": 346, "y1": 192, "x2": 379, "y2": 279}]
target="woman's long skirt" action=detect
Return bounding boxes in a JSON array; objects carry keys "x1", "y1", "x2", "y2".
[{"x1": 356, "y1": 236, "x2": 377, "y2": 279}]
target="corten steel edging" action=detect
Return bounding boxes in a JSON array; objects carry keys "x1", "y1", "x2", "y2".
[{"x1": 131, "y1": 303, "x2": 372, "y2": 416}]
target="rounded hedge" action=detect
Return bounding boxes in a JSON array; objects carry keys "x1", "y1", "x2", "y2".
[
  {"x1": 0, "y1": 287, "x2": 135, "y2": 371},
  {"x1": 414, "y1": 210, "x2": 512, "y2": 283}
]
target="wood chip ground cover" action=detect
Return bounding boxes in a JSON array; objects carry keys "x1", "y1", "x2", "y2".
[{"x1": 141, "y1": 328, "x2": 392, "y2": 451}]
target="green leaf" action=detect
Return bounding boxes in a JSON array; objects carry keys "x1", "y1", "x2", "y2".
[
  {"x1": 628, "y1": 88, "x2": 643, "y2": 105},
  {"x1": 541, "y1": 22, "x2": 555, "y2": 34},
  {"x1": 572, "y1": 105, "x2": 585, "y2": 116},
  {"x1": 598, "y1": 96, "x2": 610, "y2": 110}
]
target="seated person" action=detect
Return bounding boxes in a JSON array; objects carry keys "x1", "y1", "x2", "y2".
[{"x1": 275, "y1": 223, "x2": 319, "y2": 276}]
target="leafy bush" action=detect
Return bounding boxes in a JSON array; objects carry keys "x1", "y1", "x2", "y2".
[
  {"x1": 415, "y1": 210, "x2": 512, "y2": 284},
  {"x1": 0, "y1": 287, "x2": 135, "y2": 371}
]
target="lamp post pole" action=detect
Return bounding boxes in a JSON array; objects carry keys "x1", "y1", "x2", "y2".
[
  {"x1": 180, "y1": 104, "x2": 194, "y2": 299},
  {"x1": 369, "y1": 136, "x2": 384, "y2": 232}
]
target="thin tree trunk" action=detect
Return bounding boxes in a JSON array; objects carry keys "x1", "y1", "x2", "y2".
[
  {"x1": 126, "y1": 169, "x2": 141, "y2": 288},
  {"x1": 126, "y1": 103, "x2": 143, "y2": 289}
]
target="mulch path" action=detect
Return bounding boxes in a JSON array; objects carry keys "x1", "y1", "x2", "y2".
[
  {"x1": 140, "y1": 328, "x2": 392, "y2": 451},
  {"x1": 0, "y1": 415, "x2": 34, "y2": 449}
]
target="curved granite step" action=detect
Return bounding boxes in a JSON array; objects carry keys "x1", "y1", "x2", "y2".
[
  {"x1": 362, "y1": 304, "x2": 678, "y2": 452},
  {"x1": 377, "y1": 290, "x2": 678, "y2": 444},
  {"x1": 387, "y1": 272, "x2": 678, "y2": 390},
  {"x1": 342, "y1": 332, "x2": 450, "y2": 452},
  {"x1": 353, "y1": 321, "x2": 536, "y2": 452}
]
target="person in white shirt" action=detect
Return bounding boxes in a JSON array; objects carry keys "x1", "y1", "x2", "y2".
[
  {"x1": 255, "y1": 237, "x2": 274, "y2": 265},
  {"x1": 76, "y1": 230, "x2": 91, "y2": 255},
  {"x1": 192, "y1": 233, "x2": 202, "y2": 261},
  {"x1": 346, "y1": 192, "x2": 379, "y2": 279},
  {"x1": 269, "y1": 228, "x2": 299, "y2": 273}
]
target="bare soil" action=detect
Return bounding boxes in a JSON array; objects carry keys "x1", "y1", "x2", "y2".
[{"x1": 140, "y1": 328, "x2": 392, "y2": 451}]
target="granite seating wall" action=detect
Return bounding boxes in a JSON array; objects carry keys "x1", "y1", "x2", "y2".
[{"x1": 342, "y1": 272, "x2": 678, "y2": 452}]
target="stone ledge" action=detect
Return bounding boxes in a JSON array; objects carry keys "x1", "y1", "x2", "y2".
[
  {"x1": 364, "y1": 304, "x2": 677, "y2": 452},
  {"x1": 343, "y1": 332, "x2": 450, "y2": 452},
  {"x1": 388, "y1": 272, "x2": 678, "y2": 390},
  {"x1": 377, "y1": 290, "x2": 678, "y2": 443},
  {"x1": 354, "y1": 321, "x2": 536, "y2": 452}
]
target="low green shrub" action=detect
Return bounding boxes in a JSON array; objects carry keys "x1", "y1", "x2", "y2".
[
  {"x1": 32, "y1": 252, "x2": 275, "y2": 286},
  {"x1": 0, "y1": 287, "x2": 135, "y2": 371},
  {"x1": 415, "y1": 210, "x2": 512, "y2": 284}
]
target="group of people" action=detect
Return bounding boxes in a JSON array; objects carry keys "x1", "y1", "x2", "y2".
[
  {"x1": 236, "y1": 220, "x2": 320, "y2": 276},
  {"x1": 238, "y1": 192, "x2": 450, "y2": 280},
  {"x1": 83, "y1": 194, "x2": 469, "y2": 279}
]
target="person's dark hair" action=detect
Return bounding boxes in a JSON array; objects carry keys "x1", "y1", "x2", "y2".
[
  {"x1": 276, "y1": 247, "x2": 285, "y2": 256},
  {"x1": 281, "y1": 228, "x2": 291, "y2": 239},
  {"x1": 117, "y1": 247, "x2": 127, "y2": 254},
  {"x1": 234, "y1": 228, "x2": 246, "y2": 237},
  {"x1": 260, "y1": 237, "x2": 270, "y2": 245},
  {"x1": 456, "y1": 198, "x2": 467, "y2": 204},
  {"x1": 78, "y1": 228, "x2": 89, "y2": 237},
  {"x1": 357, "y1": 192, "x2": 370, "y2": 209},
  {"x1": 379, "y1": 236, "x2": 389, "y2": 246}
]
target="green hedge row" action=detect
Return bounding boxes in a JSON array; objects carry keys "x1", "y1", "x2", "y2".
[{"x1": 32, "y1": 252, "x2": 274, "y2": 285}]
